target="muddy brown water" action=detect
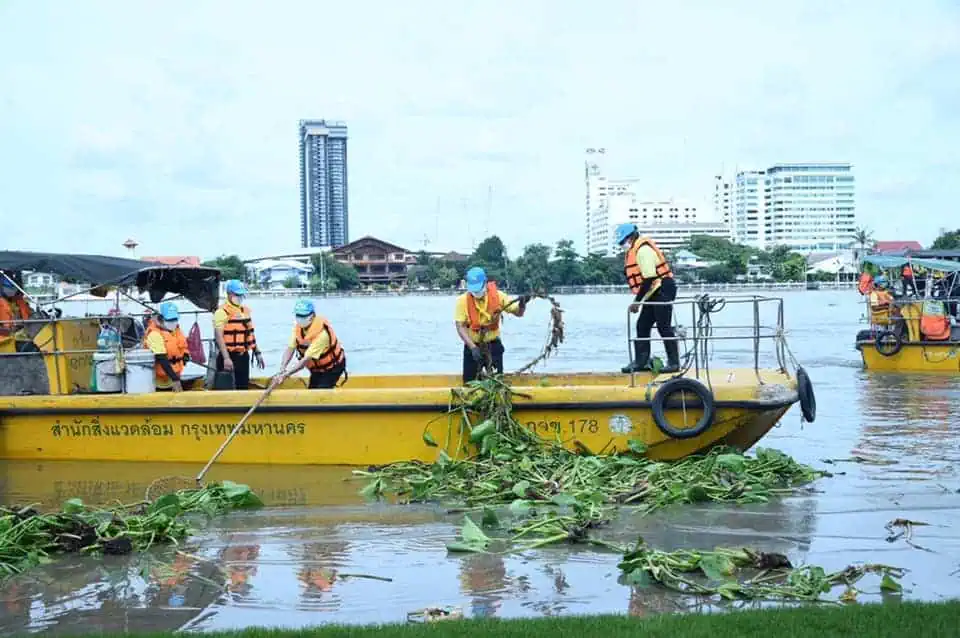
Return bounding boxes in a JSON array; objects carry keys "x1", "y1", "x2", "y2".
[{"x1": 2, "y1": 291, "x2": 959, "y2": 634}]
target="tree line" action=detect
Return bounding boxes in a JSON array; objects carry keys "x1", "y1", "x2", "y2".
[{"x1": 200, "y1": 228, "x2": 960, "y2": 293}]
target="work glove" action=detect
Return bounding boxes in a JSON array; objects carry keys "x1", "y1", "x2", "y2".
[
  {"x1": 470, "y1": 346, "x2": 484, "y2": 363},
  {"x1": 253, "y1": 350, "x2": 266, "y2": 369}
]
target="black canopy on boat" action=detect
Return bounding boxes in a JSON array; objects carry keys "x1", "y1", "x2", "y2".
[{"x1": 0, "y1": 250, "x2": 222, "y2": 310}]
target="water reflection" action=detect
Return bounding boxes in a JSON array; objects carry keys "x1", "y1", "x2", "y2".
[
  {"x1": 0, "y1": 551, "x2": 224, "y2": 636},
  {"x1": 4, "y1": 291, "x2": 960, "y2": 631}
]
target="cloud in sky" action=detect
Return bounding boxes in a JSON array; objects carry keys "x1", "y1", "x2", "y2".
[{"x1": 0, "y1": 0, "x2": 958, "y2": 259}]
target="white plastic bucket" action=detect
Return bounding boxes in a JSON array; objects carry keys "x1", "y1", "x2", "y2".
[
  {"x1": 123, "y1": 348, "x2": 156, "y2": 394},
  {"x1": 92, "y1": 351, "x2": 123, "y2": 393}
]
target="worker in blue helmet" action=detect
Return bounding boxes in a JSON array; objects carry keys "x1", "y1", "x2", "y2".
[
  {"x1": 272, "y1": 299, "x2": 347, "y2": 389},
  {"x1": 213, "y1": 279, "x2": 264, "y2": 390},
  {"x1": 143, "y1": 301, "x2": 190, "y2": 391},
  {"x1": 617, "y1": 222, "x2": 680, "y2": 374},
  {"x1": 454, "y1": 266, "x2": 528, "y2": 383}
]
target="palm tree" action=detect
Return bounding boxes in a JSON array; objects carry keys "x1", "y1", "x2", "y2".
[{"x1": 851, "y1": 227, "x2": 875, "y2": 263}]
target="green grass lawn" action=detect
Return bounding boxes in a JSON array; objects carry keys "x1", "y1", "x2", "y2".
[{"x1": 119, "y1": 600, "x2": 957, "y2": 638}]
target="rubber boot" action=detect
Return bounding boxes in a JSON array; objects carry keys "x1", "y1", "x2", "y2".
[
  {"x1": 621, "y1": 342, "x2": 650, "y2": 373},
  {"x1": 661, "y1": 340, "x2": 681, "y2": 374}
]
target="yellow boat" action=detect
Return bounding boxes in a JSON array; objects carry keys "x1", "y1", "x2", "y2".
[
  {"x1": 855, "y1": 254, "x2": 960, "y2": 373},
  {"x1": 0, "y1": 250, "x2": 816, "y2": 466}
]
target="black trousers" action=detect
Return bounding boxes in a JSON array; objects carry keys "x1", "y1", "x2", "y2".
[
  {"x1": 216, "y1": 350, "x2": 250, "y2": 390},
  {"x1": 635, "y1": 278, "x2": 678, "y2": 362},
  {"x1": 462, "y1": 338, "x2": 505, "y2": 384},
  {"x1": 15, "y1": 341, "x2": 40, "y2": 353},
  {"x1": 308, "y1": 361, "x2": 346, "y2": 389}
]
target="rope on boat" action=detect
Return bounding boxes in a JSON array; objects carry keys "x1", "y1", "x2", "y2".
[{"x1": 475, "y1": 292, "x2": 565, "y2": 378}]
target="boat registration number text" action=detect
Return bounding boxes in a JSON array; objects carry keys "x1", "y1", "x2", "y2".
[{"x1": 523, "y1": 418, "x2": 600, "y2": 435}]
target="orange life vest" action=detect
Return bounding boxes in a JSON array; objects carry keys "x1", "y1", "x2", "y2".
[
  {"x1": 143, "y1": 324, "x2": 189, "y2": 381},
  {"x1": 624, "y1": 236, "x2": 673, "y2": 296},
  {"x1": 857, "y1": 272, "x2": 874, "y2": 295},
  {"x1": 920, "y1": 300, "x2": 951, "y2": 341},
  {"x1": 294, "y1": 317, "x2": 345, "y2": 372},
  {"x1": 903, "y1": 265, "x2": 914, "y2": 278},
  {"x1": 466, "y1": 282, "x2": 501, "y2": 333},
  {"x1": 0, "y1": 294, "x2": 31, "y2": 336},
  {"x1": 220, "y1": 303, "x2": 257, "y2": 354}
]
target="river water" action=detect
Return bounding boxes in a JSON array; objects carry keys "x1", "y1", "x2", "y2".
[{"x1": 2, "y1": 290, "x2": 959, "y2": 634}]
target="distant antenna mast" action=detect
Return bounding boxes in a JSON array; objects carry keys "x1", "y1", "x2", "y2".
[{"x1": 485, "y1": 185, "x2": 492, "y2": 238}]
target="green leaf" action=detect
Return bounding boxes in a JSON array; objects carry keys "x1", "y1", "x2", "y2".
[
  {"x1": 716, "y1": 582, "x2": 742, "y2": 600},
  {"x1": 699, "y1": 554, "x2": 736, "y2": 582},
  {"x1": 461, "y1": 516, "x2": 491, "y2": 548},
  {"x1": 422, "y1": 430, "x2": 438, "y2": 447},
  {"x1": 550, "y1": 493, "x2": 578, "y2": 507},
  {"x1": 880, "y1": 573, "x2": 903, "y2": 593},
  {"x1": 359, "y1": 480, "x2": 381, "y2": 500},
  {"x1": 685, "y1": 485, "x2": 710, "y2": 502},
  {"x1": 627, "y1": 440, "x2": 648, "y2": 455},
  {"x1": 716, "y1": 453, "x2": 747, "y2": 473},
  {"x1": 509, "y1": 499, "x2": 532, "y2": 516},
  {"x1": 481, "y1": 507, "x2": 500, "y2": 529},
  {"x1": 62, "y1": 498, "x2": 85, "y2": 514},
  {"x1": 512, "y1": 480, "x2": 531, "y2": 498},
  {"x1": 445, "y1": 541, "x2": 487, "y2": 553},
  {"x1": 622, "y1": 569, "x2": 652, "y2": 587},
  {"x1": 149, "y1": 494, "x2": 182, "y2": 517}
]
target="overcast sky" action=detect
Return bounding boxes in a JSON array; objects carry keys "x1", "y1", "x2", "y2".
[{"x1": 1, "y1": 0, "x2": 958, "y2": 260}]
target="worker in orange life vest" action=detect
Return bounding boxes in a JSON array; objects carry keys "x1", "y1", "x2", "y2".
[
  {"x1": 213, "y1": 279, "x2": 264, "y2": 390},
  {"x1": 272, "y1": 299, "x2": 347, "y2": 389},
  {"x1": 143, "y1": 302, "x2": 190, "y2": 392},
  {"x1": 0, "y1": 273, "x2": 38, "y2": 352},
  {"x1": 454, "y1": 266, "x2": 528, "y2": 384},
  {"x1": 616, "y1": 223, "x2": 680, "y2": 374}
]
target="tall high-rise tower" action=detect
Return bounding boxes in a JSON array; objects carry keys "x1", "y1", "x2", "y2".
[{"x1": 299, "y1": 119, "x2": 349, "y2": 248}]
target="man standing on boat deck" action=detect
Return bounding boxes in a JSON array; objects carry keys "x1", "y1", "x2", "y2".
[
  {"x1": 616, "y1": 223, "x2": 680, "y2": 374},
  {"x1": 272, "y1": 299, "x2": 346, "y2": 389},
  {"x1": 0, "y1": 273, "x2": 39, "y2": 353},
  {"x1": 144, "y1": 302, "x2": 190, "y2": 392},
  {"x1": 213, "y1": 280, "x2": 264, "y2": 390},
  {"x1": 454, "y1": 266, "x2": 528, "y2": 384}
]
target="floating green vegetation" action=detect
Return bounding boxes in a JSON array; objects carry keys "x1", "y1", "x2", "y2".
[
  {"x1": 357, "y1": 376, "x2": 903, "y2": 602},
  {"x1": 0, "y1": 480, "x2": 262, "y2": 581},
  {"x1": 357, "y1": 377, "x2": 824, "y2": 513}
]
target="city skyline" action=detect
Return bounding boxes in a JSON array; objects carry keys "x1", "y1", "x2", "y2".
[{"x1": 1, "y1": 2, "x2": 957, "y2": 258}]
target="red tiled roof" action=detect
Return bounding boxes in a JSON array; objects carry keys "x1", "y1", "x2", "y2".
[
  {"x1": 141, "y1": 256, "x2": 201, "y2": 266},
  {"x1": 874, "y1": 241, "x2": 922, "y2": 254}
]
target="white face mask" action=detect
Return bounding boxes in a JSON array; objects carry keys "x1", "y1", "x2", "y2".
[
  {"x1": 470, "y1": 289, "x2": 485, "y2": 299},
  {"x1": 164, "y1": 320, "x2": 179, "y2": 331},
  {"x1": 296, "y1": 316, "x2": 312, "y2": 328},
  {"x1": 230, "y1": 294, "x2": 245, "y2": 305}
]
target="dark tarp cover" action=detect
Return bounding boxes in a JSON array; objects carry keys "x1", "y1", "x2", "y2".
[{"x1": 0, "y1": 250, "x2": 222, "y2": 310}]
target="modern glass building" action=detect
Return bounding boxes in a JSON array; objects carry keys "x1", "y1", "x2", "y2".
[
  {"x1": 731, "y1": 162, "x2": 855, "y2": 251},
  {"x1": 299, "y1": 119, "x2": 349, "y2": 249}
]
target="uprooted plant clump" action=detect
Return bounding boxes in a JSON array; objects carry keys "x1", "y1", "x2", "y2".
[
  {"x1": 356, "y1": 375, "x2": 904, "y2": 602},
  {"x1": 0, "y1": 480, "x2": 263, "y2": 581}
]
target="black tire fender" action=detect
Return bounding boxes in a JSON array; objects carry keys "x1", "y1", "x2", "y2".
[
  {"x1": 651, "y1": 378, "x2": 716, "y2": 440},
  {"x1": 875, "y1": 330, "x2": 902, "y2": 357},
  {"x1": 796, "y1": 365, "x2": 816, "y2": 423}
]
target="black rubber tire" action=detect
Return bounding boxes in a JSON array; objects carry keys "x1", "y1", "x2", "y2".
[
  {"x1": 651, "y1": 378, "x2": 716, "y2": 440},
  {"x1": 875, "y1": 330, "x2": 902, "y2": 357},
  {"x1": 796, "y1": 366, "x2": 816, "y2": 423}
]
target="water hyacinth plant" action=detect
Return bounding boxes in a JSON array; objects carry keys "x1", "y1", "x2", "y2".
[{"x1": 0, "y1": 480, "x2": 262, "y2": 581}]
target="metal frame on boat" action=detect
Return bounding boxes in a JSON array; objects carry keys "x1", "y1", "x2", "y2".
[{"x1": 0, "y1": 250, "x2": 814, "y2": 466}]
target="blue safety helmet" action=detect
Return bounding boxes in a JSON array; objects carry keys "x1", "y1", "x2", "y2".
[
  {"x1": 294, "y1": 299, "x2": 315, "y2": 317},
  {"x1": 874, "y1": 275, "x2": 887, "y2": 288},
  {"x1": 615, "y1": 223, "x2": 638, "y2": 246},
  {"x1": 465, "y1": 266, "x2": 487, "y2": 294},
  {"x1": 158, "y1": 302, "x2": 179, "y2": 321},
  {"x1": 225, "y1": 279, "x2": 247, "y2": 296}
]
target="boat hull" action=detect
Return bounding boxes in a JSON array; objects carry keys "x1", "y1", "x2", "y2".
[
  {"x1": 856, "y1": 340, "x2": 960, "y2": 373},
  {"x1": 0, "y1": 370, "x2": 799, "y2": 465}
]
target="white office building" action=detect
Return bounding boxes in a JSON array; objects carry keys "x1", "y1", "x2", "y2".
[
  {"x1": 713, "y1": 175, "x2": 733, "y2": 227},
  {"x1": 726, "y1": 162, "x2": 856, "y2": 251},
  {"x1": 610, "y1": 199, "x2": 730, "y2": 253}
]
